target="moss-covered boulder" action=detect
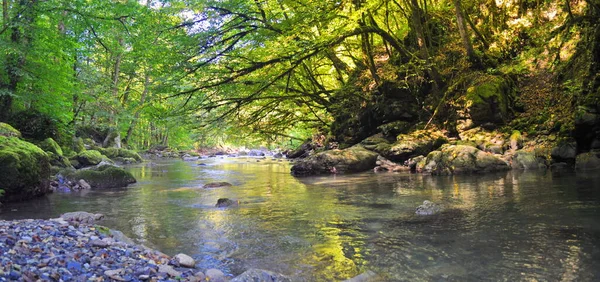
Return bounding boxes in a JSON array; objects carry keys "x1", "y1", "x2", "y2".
[
  {"x1": 0, "y1": 136, "x2": 51, "y2": 201},
  {"x1": 420, "y1": 145, "x2": 509, "y2": 175},
  {"x1": 575, "y1": 152, "x2": 600, "y2": 171},
  {"x1": 97, "y1": 147, "x2": 143, "y2": 163},
  {"x1": 62, "y1": 165, "x2": 136, "y2": 189},
  {"x1": 73, "y1": 150, "x2": 107, "y2": 168},
  {"x1": 390, "y1": 130, "x2": 448, "y2": 161},
  {"x1": 464, "y1": 75, "x2": 514, "y2": 126},
  {"x1": 0, "y1": 122, "x2": 21, "y2": 137},
  {"x1": 72, "y1": 137, "x2": 85, "y2": 153},
  {"x1": 39, "y1": 138, "x2": 63, "y2": 156},
  {"x1": 511, "y1": 150, "x2": 547, "y2": 170},
  {"x1": 458, "y1": 127, "x2": 508, "y2": 154},
  {"x1": 291, "y1": 146, "x2": 378, "y2": 176}
]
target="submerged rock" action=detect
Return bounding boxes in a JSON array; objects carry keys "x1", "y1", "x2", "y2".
[
  {"x1": 231, "y1": 268, "x2": 291, "y2": 282},
  {"x1": 203, "y1": 182, "x2": 233, "y2": 188},
  {"x1": 415, "y1": 200, "x2": 442, "y2": 216},
  {"x1": 216, "y1": 198, "x2": 239, "y2": 208},
  {"x1": 60, "y1": 211, "x2": 104, "y2": 224},
  {"x1": 291, "y1": 145, "x2": 378, "y2": 176},
  {"x1": 421, "y1": 145, "x2": 509, "y2": 175},
  {"x1": 0, "y1": 136, "x2": 51, "y2": 201},
  {"x1": 342, "y1": 270, "x2": 380, "y2": 282}
]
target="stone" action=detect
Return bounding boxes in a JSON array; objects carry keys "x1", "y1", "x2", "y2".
[
  {"x1": 61, "y1": 211, "x2": 104, "y2": 224},
  {"x1": 511, "y1": 150, "x2": 546, "y2": 170},
  {"x1": 216, "y1": 198, "x2": 239, "y2": 208},
  {"x1": 78, "y1": 179, "x2": 92, "y2": 190},
  {"x1": 464, "y1": 74, "x2": 514, "y2": 126},
  {"x1": 416, "y1": 200, "x2": 442, "y2": 216},
  {"x1": 90, "y1": 239, "x2": 110, "y2": 248},
  {"x1": 342, "y1": 270, "x2": 379, "y2": 282},
  {"x1": 291, "y1": 145, "x2": 378, "y2": 176},
  {"x1": 286, "y1": 140, "x2": 315, "y2": 159},
  {"x1": 158, "y1": 265, "x2": 181, "y2": 277},
  {"x1": 174, "y1": 253, "x2": 195, "y2": 268},
  {"x1": 575, "y1": 152, "x2": 600, "y2": 171},
  {"x1": 362, "y1": 129, "x2": 447, "y2": 163},
  {"x1": 203, "y1": 182, "x2": 233, "y2": 188},
  {"x1": 61, "y1": 164, "x2": 136, "y2": 189},
  {"x1": 0, "y1": 136, "x2": 51, "y2": 201},
  {"x1": 74, "y1": 150, "x2": 107, "y2": 167},
  {"x1": 194, "y1": 272, "x2": 206, "y2": 281},
  {"x1": 206, "y1": 269, "x2": 226, "y2": 282},
  {"x1": 0, "y1": 122, "x2": 21, "y2": 137},
  {"x1": 551, "y1": 142, "x2": 577, "y2": 163},
  {"x1": 231, "y1": 269, "x2": 291, "y2": 282},
  {"x1": 421, "y1": 145, "x2": 509, "y2": 175}
]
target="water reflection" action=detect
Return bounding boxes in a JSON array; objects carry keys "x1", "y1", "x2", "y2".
[{"x1": 2, "y1": 158, "x2": 600, "y2": 281}]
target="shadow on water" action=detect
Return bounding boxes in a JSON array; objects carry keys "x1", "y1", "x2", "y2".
[{"x1": 2, "y1": 158, "x2": 600, "y2": 281}]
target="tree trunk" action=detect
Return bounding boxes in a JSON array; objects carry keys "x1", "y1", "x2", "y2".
[
  {"x1": 452, "y1": 0, "x2": 480, "y2": 68},
  {"x1": 124, "y1": 72, "x2": 151, "y2": 145},
  {"x1": 2, "y1": 0, "x2": 7, "y2": 27},
  {"x1": 409, "y1": 0, "x2": 442, "y2": 88}
]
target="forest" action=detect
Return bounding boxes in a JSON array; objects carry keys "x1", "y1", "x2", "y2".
[{"x1": 0, "y1": 0, "x2": 597, "y2": 152}]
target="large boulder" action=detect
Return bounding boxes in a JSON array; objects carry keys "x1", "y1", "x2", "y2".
[
  {"x1": 73, "y1": 150, "x2": 107, "y2": 167},
  {"x1": 363, "y1": 130, "x2": 447, "y2": 162},
  {"x1": 0, "y1": 136, "x2": 51, "y2": 201},
  {"x1": 550, "y1": 141, "x2": 577, "y2": 163},
  {"x1": 286, "y1": 140, "x2": 315, "y2": 159},
  {"x1": 39, "y1": 138, "x2": 71, "y2": 168},
  {"x1": 291, "y1": 146, "x2": 378, "y2": 176},
  {"x1": 464, "y1": 75, "x2": 515, "y2": 126},
  {"x1": 420, "y1": 145, "x2": 509, "y2": 175},
  {"x1": 511, "y1": 150, "x2": 547, "y2": 170},
  {"x1": 458, "y1": 127, "x2": 507, "y2": 154},
  {"x1": 231, "y1": 269, "x2": 291, "y2": 282},
  {"x1": 575, "y1": 152, "x2": 600, "y2": 171},
  {"x1": 62, "y1": 165, "x2": 136, "y2": 188},
  {"x1": 97, "y1": 147, "x2": 143, "y2": 163}
]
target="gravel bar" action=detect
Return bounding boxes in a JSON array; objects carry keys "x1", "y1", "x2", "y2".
[{"x1": 0, "y1": 219, "x2": 211, "y2": 281}]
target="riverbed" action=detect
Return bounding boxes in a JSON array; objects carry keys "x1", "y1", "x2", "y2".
[{"x1": 2, "y1": 157, "x2": 600, "y2": 281}]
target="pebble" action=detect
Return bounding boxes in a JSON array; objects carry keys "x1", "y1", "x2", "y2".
[{"x1": 0, "y1": 219, "x2": 214, "y2": 281}]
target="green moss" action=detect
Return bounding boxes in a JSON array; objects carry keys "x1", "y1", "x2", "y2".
[
  {"x1": 97, "y1": 147, "x2": 142, "y2": 163},
  {"x1": 0, "y1": 122, "x2": 21, "y2": 137},
  {"x1": 63, "y1": 165, "x2": 136, "y2": 188},
  {"x1": 0, "y1": 136, "x2": 51, "y2": 201},
  {"x1": 39, "y1": 138, "x2": 63, "y2": 156},
  {"x1": 72, "y1": 137, "x2": 85, "y2": 153},
  {"x1": 465, "y1": 75, "x2": 514, "y2": 125},
  {"x1": 75, "y1": 150, "x2": 107, "y2": 166},
  {"x1": 117, "y1": 149, "x2": 142, "y2": 162}
]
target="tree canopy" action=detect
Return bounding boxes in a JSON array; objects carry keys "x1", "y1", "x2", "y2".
[{"x1": 1, "y1": 0, "x2": 599, "y2": 149}]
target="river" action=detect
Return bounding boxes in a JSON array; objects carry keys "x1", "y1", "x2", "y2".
[{"x1": 2, "y1": 157, "x2": 600, "y2": 281}]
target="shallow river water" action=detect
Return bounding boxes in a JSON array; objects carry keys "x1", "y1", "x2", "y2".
[{"x1": 2, "y1": 157, "x2": 600, "y2": 281}]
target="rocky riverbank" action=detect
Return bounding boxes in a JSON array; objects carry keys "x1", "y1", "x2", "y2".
[{"x1": 0, "y1": 217, "x2": 292, "y2": 282}]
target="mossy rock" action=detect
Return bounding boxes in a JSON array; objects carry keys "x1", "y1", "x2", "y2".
[
  {"x1": 575, "y1": 152, "x2": 600, "y2": 171},
  {"x1": 74, "y1": 150, "x2": 107, "y2": 167},
  {"x1": 97, "y1": 147, "x2": 142, "y2": 163},
  {"x1": 291, "y1": 145, "x2": 378, "y2": 176},
  {"x1": 377, "y1": 121, "x2": 412, "y2": 137},
  {"x1": 511, "y1": 150, "x2": 547, "y2": 170},
  {"x1": 39, "y1": 138, "x2": 63, "y2": 156},
  {"x1": 62, "y1": 165, "x2": 136, "y2": 189},
  {"x1": 0, "y1": 136, "x2": 51, "y2": 201},
  {"x1": 0, "y1": 122, "x2": 21, "y2": 138},
  {"x1": 421, "y1": 145, "x2": 509, "y2": 175},
  {"x1": 465, "y1": 75, "x2": 515, "y2": 126},
  {"x1": 386, "y1": 129, "x2": 448, "y2": 162},
  {"x1": 72, "y1": 137, "x2": 85, "y2": 153}
]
